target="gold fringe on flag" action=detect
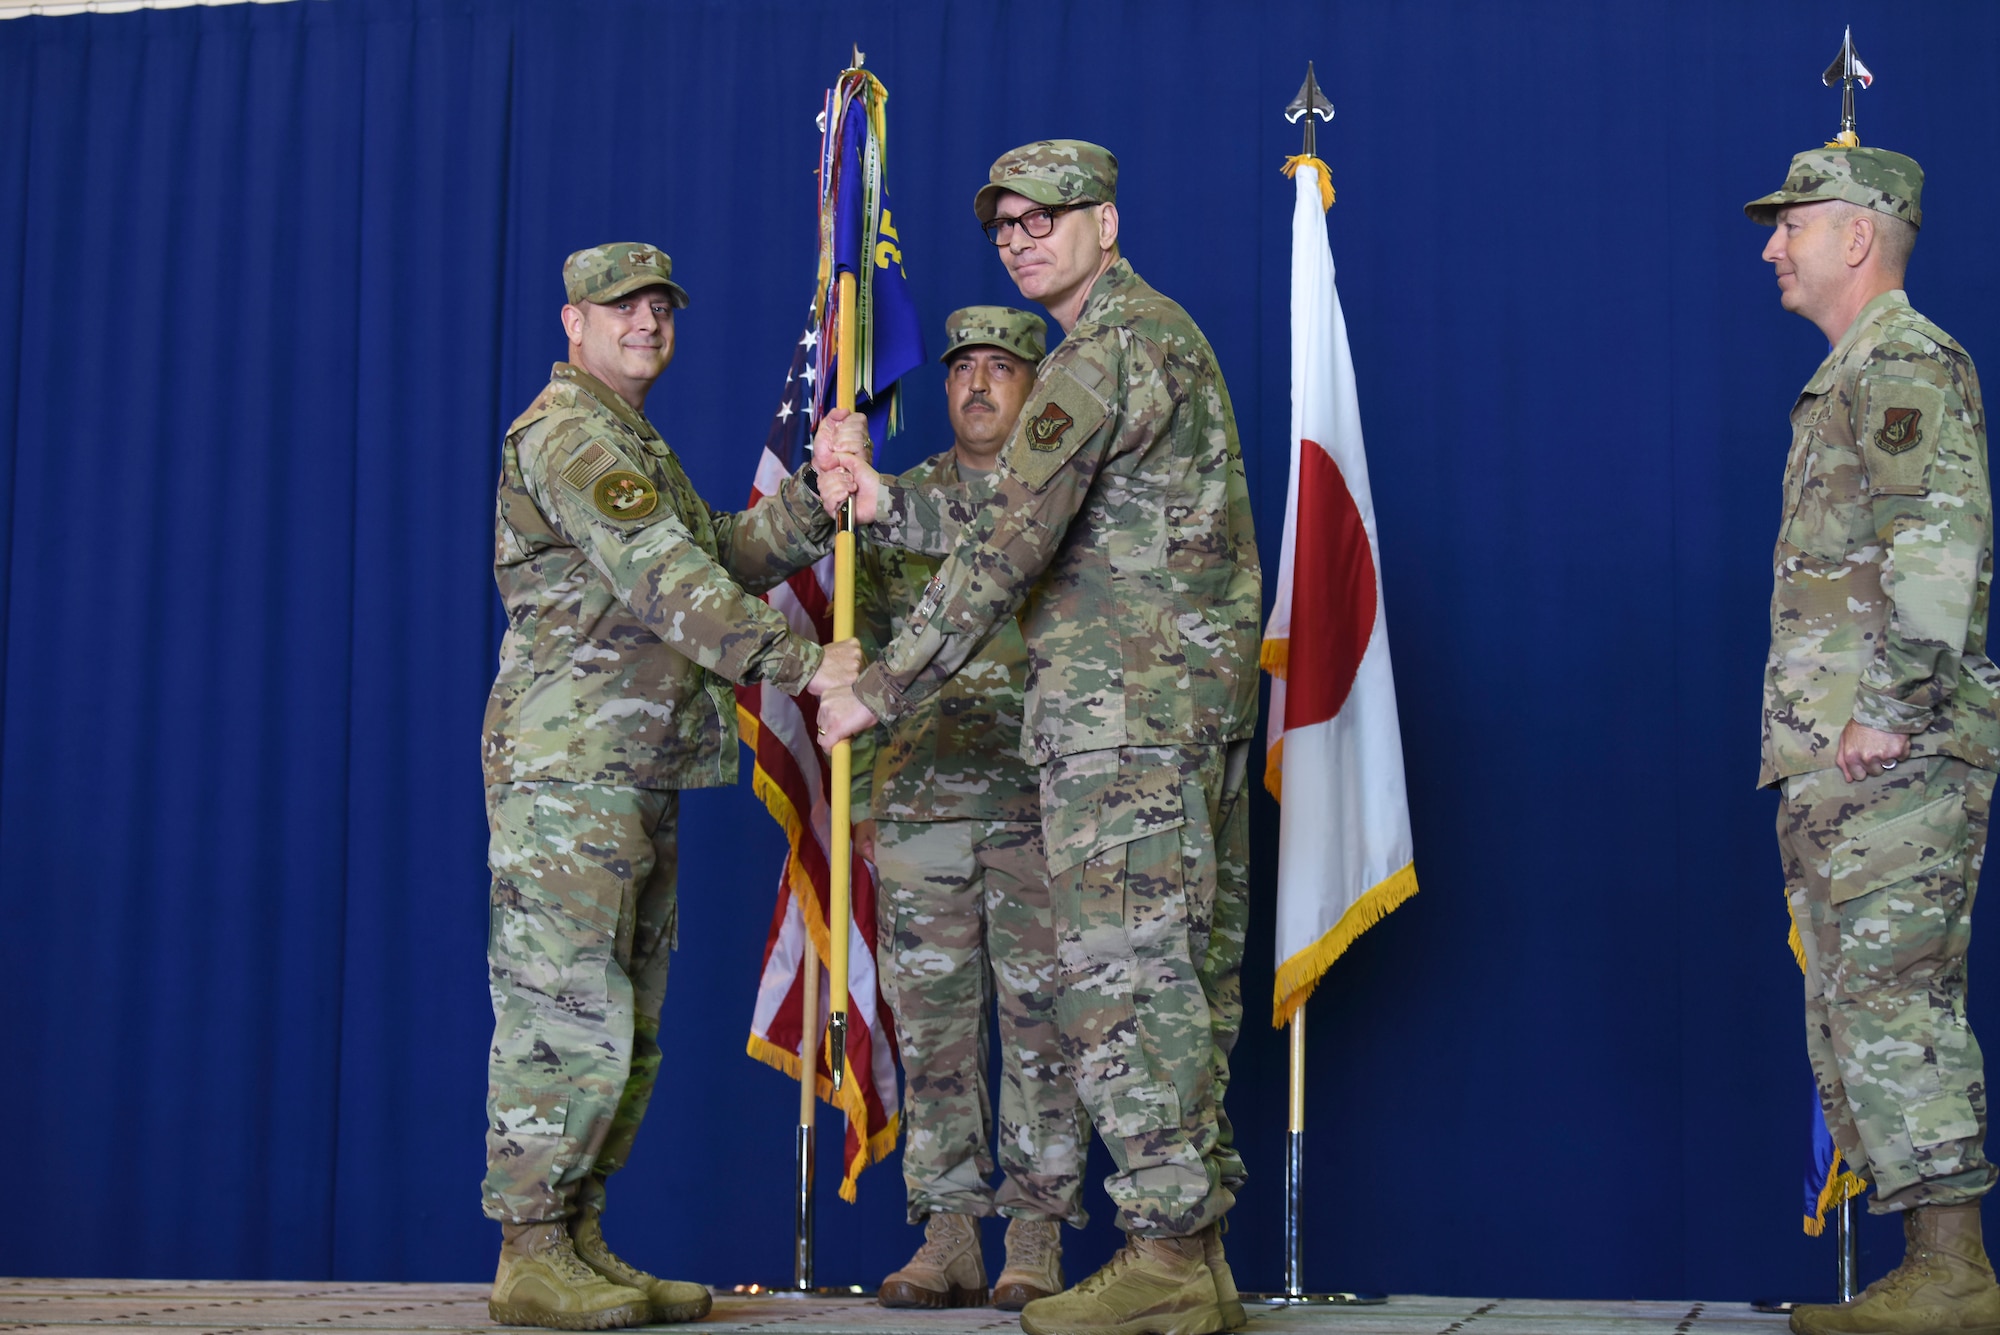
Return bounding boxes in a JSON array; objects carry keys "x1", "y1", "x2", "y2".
[
  {"x1": 745, "y1": 1031, "x2": 901, "y2": 1202},
  {"x1": 1260, "y1": 634, "x2": 1289, "y2": 798},
  {"x1": 1272, "y1": 860, "x2": 1419, "y2": 1027},
  {"x1": 1806, "y1": 1151, "x2": 1870, "y2": 1237},
  {"x1": 1261, "y1": 636, "x2": 1290, "y2": 677},
  {"x1": 1782, "y1": 883, "x2": 1870, "y2": 1231},
  {"x1": 736, "y1": 701, "x2": 898, "y2": 1202}
]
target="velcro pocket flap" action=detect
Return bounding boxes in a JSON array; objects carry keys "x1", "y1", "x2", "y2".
[
  {"x1": 1904, "y1": 1078, "x2": 1981, "y2": 1152},
  {"x1": 1005, "y1": 365, "x2": 1109, "y2": 492},
  {"x1": 1826, "y1": 791, "x2": 1966, "y2": 905}
]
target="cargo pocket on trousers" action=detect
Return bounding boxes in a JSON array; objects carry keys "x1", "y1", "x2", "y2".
[
  {"x1": 1057, "y1": 819, "x2": 1188, "y2": 1143},
  {"x1": 1902, "y1": 1073, "x2": 1981, "y2": 1166},
  {"x1": 1043, "y1": 761, "x2": 1188, "y2": 878},
  {"x1": 1825, "y1": 791, "x2": 1968, "y2": 907}
]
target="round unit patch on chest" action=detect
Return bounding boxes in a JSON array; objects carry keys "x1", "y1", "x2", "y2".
[{"x1": 592, "y1": 470, "x2": 659, "y2": 519}]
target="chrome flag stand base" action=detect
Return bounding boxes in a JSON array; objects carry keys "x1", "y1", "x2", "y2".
[
  {"x1": 1239, "y1": 1012, "x2": 1387, "y2": 1308},
  {"x1": 1751, "y1": 1196, "x2": 1861, "y2": 1313}
]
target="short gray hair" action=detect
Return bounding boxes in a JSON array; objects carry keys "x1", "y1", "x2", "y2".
[{"x1": 1827, "y1": 199, "x2": 1917, "y2": 276}]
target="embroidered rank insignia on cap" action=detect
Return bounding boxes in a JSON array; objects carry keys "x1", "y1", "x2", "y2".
[
  {"x1": 1875, "y1": 407, "x2": 1924, "y2": 455},
  {"x1": 1028, "y1": 402, "x2": 1074, "y2": 451},
  {"x1": 592, "y1": 470, "x2": 659, "y2": 520},
  {"x1": 559, "y1": 441, "x2": 617, "y2": 489}
]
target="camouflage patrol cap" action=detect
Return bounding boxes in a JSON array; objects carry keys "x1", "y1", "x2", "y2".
[
  {"x1": 974, "y1": 140, "x2": 1118, "y2": 224},
  {"x1": 563, "y1": 243, "x2": 691, "y2": 309},
  {"x1": 938, "y1": 305, "x2": 1046, "y2": 366},
  {"x1": 1744, "y1": 147, "x2": 1924, "y2": 229}
]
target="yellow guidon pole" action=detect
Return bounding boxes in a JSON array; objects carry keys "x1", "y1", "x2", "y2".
[{"x1": 826, "y1": 267, "x2": 858, "y2": 1092}]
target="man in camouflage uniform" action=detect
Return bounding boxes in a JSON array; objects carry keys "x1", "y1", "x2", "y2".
[
  {"x1": 482, "y1": 243, "x2": 866, "y2": 1330},
  {"x1": 816, "y1": 143, "x2": 1260, "y2": 1335},
  {"x1": 1748, "y1": 151, "x2": 2000, "y2": 1335},
  {"x1": 858, "y1": 307, "x2": 1089, "y2": 1312}
]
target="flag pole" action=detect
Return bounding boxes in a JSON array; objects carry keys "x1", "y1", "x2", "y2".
[
  {"x1": 794, "y1": 945, "x2": 819, "y2": 1289},
  {"x1": 792, "y1": 50, "x2": 858, "y2": 1290},
  {"x1": 1284, "y1": 1008, "x2": 1306, "y2": 1295},
  {"x1": 1836, "y1": 1197, "x2": 1858, "y2": 1302},
  {"x1": 1238, "y1": 63, "x2": 1388, "y2": 1311},
  {"x1": 825, "y1": 52, "x2": 862, "y2": 1090},
  {"x1": 1243, "y1": 992, "x2": 1382, "y2": 1306}
]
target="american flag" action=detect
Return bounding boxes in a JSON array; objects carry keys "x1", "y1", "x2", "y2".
[{"x1": 736, "y1": 314, "x2": 900, "y2": 1203}]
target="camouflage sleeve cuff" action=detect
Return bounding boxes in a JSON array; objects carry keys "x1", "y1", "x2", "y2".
[
  {"x1": 777, "y1": 465, "x2": 837, "y2": 545},
  {"x1": 770, "y1": 635, "x2": 826, "y2": 697},
  {"x1": 1851, "y1": 683, "x2": 1935, "y2": 735},
  {"x1": 853, "y1": 662, "x2": 910, "y2": 725}
]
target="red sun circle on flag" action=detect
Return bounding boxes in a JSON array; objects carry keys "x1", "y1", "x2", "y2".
[{"x1": 1286, "y1": 439, "x2": 1377, "y2": 731}]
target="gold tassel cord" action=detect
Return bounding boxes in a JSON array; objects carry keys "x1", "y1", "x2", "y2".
[{"x1": 1280, "y1": 154, "x2": 1335, "y2": 211}]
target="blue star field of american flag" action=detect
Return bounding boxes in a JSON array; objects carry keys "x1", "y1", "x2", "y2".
[{"x1": 763, "y1": 315, "x2": 823, "y2": 473}]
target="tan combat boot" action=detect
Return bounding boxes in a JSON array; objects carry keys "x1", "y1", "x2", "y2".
[
  {"x1": 571, "y1": 1209, "x2": 714, "y2": 1324},
  {"x1": 1200, "y1": 1222, "x2": 1246, "y2": 1332},
  {"x1": 489, "y1": 1221, "x2": 651, "y2": 1331},
  {"x1": 878, "y1": 1211, "x2": 988, "y2": 1308},
  {"x1": 1791, "y1": 1202, "x2": 2000, "y2": 1335},
  {"x1": 1019, "y1": 1234, "x2": 1226, "y2": 1335},
  {"x1": 993, "y1": 1216, "x2": 1064, "y2": 1311}
]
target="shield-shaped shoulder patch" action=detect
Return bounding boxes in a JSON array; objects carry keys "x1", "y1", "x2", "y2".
[{"x1": 1875, "y1": 407, "x2": 1924, "y2": 455}]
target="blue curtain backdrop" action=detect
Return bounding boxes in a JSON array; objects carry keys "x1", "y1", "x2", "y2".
[{"x1": 5, "y1": 0, "x2": 2000, "y2": 1300}]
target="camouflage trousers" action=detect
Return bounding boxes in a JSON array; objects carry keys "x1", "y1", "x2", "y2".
[
  {"x1": 1781, "y1": 757, "x2": 1999, "y2": 1212},
  {"x1": 1042, "y1": 743, "x2": 1250, "y2": 1238},
  {"x1": 874, "y1": 817, "x2": 1089, "y2": 1226},
  {"x1": 482, "y1": 782, "x2": 679, "y2": 1224}
]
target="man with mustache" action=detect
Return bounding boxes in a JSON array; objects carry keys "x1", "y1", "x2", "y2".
[
  {"x1": 815, "y1": 143, "x2": 1261, "y2": 1335},
  {"x1": 1747, "y1": 150, "x2": 2000, "y2": 1335},
  {"x1": 854, "y1": 307, "x2": 1088, "y2": 1312},
  {"x1": 481, "y1": 244, "x2": 864, "y2": 1329}
]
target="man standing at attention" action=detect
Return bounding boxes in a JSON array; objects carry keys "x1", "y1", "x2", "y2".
[
  {"x1": 859, "y1": 307, "x2": 1089, "y2": 1313},
  {"x1": 1749, "y1": 150, "x2": 2000, "y2": 1335},
  {"x1": 816, "y1": 142, "x2": 1261, "y2": 1335},
  {"x1": 482, "y1": 244, "x2": 863, "y2": 1330}
]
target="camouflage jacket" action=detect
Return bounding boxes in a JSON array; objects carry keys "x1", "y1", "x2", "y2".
[
  {"x1": 852, "y1": 259, "x2": 1262, "y2": 766},
  {"x1": 484, "y1": 362, "x2": 833, "y2": 790},
  {"x1": 1762, "y1": 290, "x2": 2000, "y2": 785},
  {"x1": 853, "y1": 450, "x2": 1039, "y2": 824}
]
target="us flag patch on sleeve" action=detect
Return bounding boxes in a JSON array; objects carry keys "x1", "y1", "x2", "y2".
[{"x1": 560, "y1": 441, "x2": 617, "y2": 489}]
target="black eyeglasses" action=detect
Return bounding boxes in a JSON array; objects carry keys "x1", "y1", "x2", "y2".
[{"x1": 982, "y1": 202, "x2": 1093, "y2": 246}]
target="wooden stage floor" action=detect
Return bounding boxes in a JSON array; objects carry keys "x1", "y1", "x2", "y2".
[{"x1": 0, "y1": 1278, "x2": 1796, "y2": 1335}]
